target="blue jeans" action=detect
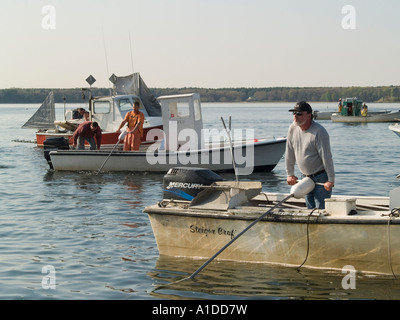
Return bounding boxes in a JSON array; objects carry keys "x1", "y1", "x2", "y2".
[
  {"x1": 304, "y1": 171, "x2": 331, "y2": 209},
  {"x1": 77, "y1": 136, "x2": 96, "y2": 150}
]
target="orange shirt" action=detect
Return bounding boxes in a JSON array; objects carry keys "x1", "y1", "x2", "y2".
[{"x1": 123, "y1": 111, "x2": 145, "y2": 137}]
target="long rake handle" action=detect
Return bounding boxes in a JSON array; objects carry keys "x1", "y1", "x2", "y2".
[
  {"x1": 96, "y1": 140, "x2": 121, "y2": 175},
  {"x1": 188, "y1": 194, "x2": 293, "y2": 279}
]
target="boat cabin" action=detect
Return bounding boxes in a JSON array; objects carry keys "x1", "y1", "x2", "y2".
[
  {"x1": 340, "y1": 97, "x2": 363, "y2": 116},
  {"x1": 64, "y1": 94, "x2": 162, "y2": 133},
  {"x1": 157, "y1": 93, "x2": 204, "y2": 151}
]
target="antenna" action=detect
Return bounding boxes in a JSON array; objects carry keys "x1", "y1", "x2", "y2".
[
  {"x1": 102, "y1": 26, "x2": 110, "y2": 79},
  {"x1": 129, "y1": 32, "x2": 134, "y2": 74}
]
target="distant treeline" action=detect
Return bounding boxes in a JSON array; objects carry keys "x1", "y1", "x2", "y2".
[
  {"x1": 153, "y1": 86, "x2": 400, "y2": 103},
  {"x1": 0, "y1": 88, "x2": 111, "y2": 104},
  {"x1": 1, "y1": 86, "x2": 400, "y2": 104}
]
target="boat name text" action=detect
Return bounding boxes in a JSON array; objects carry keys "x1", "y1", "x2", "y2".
[{"x1": 190, "y1": 225, "x2": 236, "y2": 239}]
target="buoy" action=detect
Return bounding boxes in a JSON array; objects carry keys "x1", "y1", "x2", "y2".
[
  {"x1": 118, "y1": 130, "x2": 127, "y2": 141},
  {"x1": 290, "y1": 177, "x2": 315, "y2": 199}
]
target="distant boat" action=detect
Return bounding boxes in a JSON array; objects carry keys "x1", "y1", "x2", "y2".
[
  {"x1": 331, "y1": 97, "x2": 400, "y2": 123},
  {"x1": 22, "y1": 73, "x2": 163, "y2": 147},
  {"x1": 389, "y1": 123, "x2": 400, "y2": 137},
  {"x1": 313, "y1": 110, "x2": 335, "y2": 120},
  {"x1": 46, "y1": 93, "x2": 287, "y2": 174}
]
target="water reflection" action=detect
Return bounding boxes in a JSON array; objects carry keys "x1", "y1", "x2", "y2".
[
  {"x1": 121, "y1": 176, "x2": 145, "y2": 208},
  {"x1": 43, "y1": 171, "x2": 105, "y2": 194},
  {"x1": 148, "y1": 256, "x2": 400, "y2": 300}
]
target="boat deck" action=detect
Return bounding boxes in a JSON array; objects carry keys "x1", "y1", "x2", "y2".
[{"x1": 148, "y1": 192, "x2": 395, "y2": 224}]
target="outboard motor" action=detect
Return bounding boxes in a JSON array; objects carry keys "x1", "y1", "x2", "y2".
[
  {"x1": 163, "y1": 167, "x2": 223, "y2": 201},
  {"x1": 43, "y1": 137, "x2": 70, "y2": 169}
]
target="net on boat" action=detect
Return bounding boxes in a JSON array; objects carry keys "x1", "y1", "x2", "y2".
[
  {"x1": 111, "y1": 73, "x2": 161, "y2": 117},
  {"x1": 21, "y1": 91, "x2": 55, "y2": 129}
]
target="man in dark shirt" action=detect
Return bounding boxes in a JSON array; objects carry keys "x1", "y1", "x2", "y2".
[
  {"x1": 72, "y1": 121, "x2": 102, "y2": 150},
  {"x1": 73, "y1": 108, "x2": 90, "y2": 121}
]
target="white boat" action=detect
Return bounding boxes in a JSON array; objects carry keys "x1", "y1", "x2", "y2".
[
  {"x1": 313, "y1": 110, "x2": 335, "y2": 120},
  {"x1": 144, "y1": 167, "x2": 400, "y2": 276},
  {"x1": 47, "y1": 138, "x2": 286, "y2": 173},
  {"x1": 389, "y1": 123, "x2": 400, "y2": 137},
  {"x1": 22, "y1": 73, "x2": 163, "y2": 147},
  {"x1": 314, "y1": 110, "x2": 398, "y2": 122},
  {"x1": 313, "y1": 109, "x2": 396, "y2": 122},
  {"x1": 47, "y1": 93, "x2": 286, "y2": 174},
  {"x1": 331, "y1": 111, "x2": 400, "y2": 123},
  {"x1": 331, "y1": 97, "x2": 400, "y2": 123}
]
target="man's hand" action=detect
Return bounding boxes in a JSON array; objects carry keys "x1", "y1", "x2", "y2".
[
  {"x1": 324, "y1": 181, "x2": 334, "y2": 191},
  {"x1": 287, "y1": 175, "x2": 298, "y2": 185}
]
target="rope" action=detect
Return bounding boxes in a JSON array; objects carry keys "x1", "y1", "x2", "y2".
[
  {"x1": 221, "y1": 117, "x2": 238, "y2": 183},
  {"x1": 11, "y1": 139, "x2": 37, "y2": 144},
  {"x1": 386, "y1": 208, "x2": 400, "y2": 279},
  {"x1": 296, "y1": 208, "x2": 318, "y2": 271},
  {"x1": 296, "y1": 207, "x2": 400, "y2": 277}
]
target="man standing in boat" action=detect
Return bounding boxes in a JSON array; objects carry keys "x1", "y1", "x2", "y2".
[
  {"x1": 116, "y1": 101, "x2": 145, "y2": 151},
  {"x1": 361, "y1": 103, "x2": 368, "y2": 116},
  {"x1": 285, "y1": 101, "x2": 335, "y2": 209},
  {"x1": 72, "y1": 121, "x2": 102, "y2": 150}
]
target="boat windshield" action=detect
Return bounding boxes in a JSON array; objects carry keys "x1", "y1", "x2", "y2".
[
  {"x1": 118, "y1": 98, "x2": 147, "y2": 118},
  {"x1": 93, "y1": 101, "x2": 111, "y2": 114}
]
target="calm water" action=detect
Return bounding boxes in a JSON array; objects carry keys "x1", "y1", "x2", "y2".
[{"x1": 2, "y1": 101, "x2": 400, "y2": 300}]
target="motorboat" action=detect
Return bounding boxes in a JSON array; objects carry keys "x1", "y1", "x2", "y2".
[
  {"x1": 331, "y1": 97, "x2": 400, "y2": 123},
  {"x1": 46, "y1": 93, "x2": 286, "y2": 174},
  {"x1": 389, "y1": 123, "x2": 400, "y2": 137},
  {"x1": 22, "y1": 73, "x2": 163, "y2": 147},
  {"x1": 144, "y1": 167, "x2": 400, "y2": 276},
  {"x1": 313, "y1": 110, "x2": 335, "y2": 120}
]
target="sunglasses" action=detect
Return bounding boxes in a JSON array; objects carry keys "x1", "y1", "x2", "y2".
[{"x1": 293, "y1": 112, "x2": 304, "y2": 116}]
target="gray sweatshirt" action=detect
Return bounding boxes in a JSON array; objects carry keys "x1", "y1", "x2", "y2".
[{"x1": 285, "y1": 121, "x2": 335, "y2": 183}]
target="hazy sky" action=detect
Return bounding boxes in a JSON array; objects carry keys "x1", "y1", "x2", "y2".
[{"x1": 1, "y1": 0, "x2": 399, "y2": 89}]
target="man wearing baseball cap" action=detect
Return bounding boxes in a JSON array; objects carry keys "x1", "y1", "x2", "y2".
[{"x1": 285, "y1": 101, "x2": 335, "y2": 209}]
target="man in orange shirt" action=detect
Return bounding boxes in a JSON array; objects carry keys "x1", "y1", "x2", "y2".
[{"x1": 116, "y1": 101, "x2": 145, "y2": 151}]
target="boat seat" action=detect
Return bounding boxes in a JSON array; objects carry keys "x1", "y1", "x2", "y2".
[{"x1": 189, "y1": 181, "x2": 262, "y2": 211}]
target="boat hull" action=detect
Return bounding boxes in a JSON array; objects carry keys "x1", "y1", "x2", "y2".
[
  {"x1": 36, "y1": 125, "x2": 162, "y2": 147},
  {"x1": 331, "y1": 111, "x2": 400, "y2": 123},
  {"x1": 313, "y1": 111, "x2": 334, "y2": 120},
  {"x1": 389, "y1": 123, "x2": 400, "y2": 137},
  {"x1": 145, "y1": 195, "x2": 400, "y2": 275},
  {"x1": 48, "y1": 138, "x2": 286, "y2": 173}
]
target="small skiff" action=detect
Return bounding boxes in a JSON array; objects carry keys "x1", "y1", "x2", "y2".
[{"x1": 144, "y1": 167, "x2": 400, "y2": 276}]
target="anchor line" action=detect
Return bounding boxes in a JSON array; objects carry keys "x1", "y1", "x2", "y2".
[
  {"x1": 11, "y1": 139, "x2": 36, "y2": 144},
  {"x1": 296, "y1": 208, "x2": 319, "y2": 272},
  {"x1": 387, "y1": 208, "x2": 400, "y2": 279}
]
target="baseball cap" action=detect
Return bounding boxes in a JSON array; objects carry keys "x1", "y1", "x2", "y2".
[{"x1": 289, "y1": 101, "x2": 313, "y2": 113}]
